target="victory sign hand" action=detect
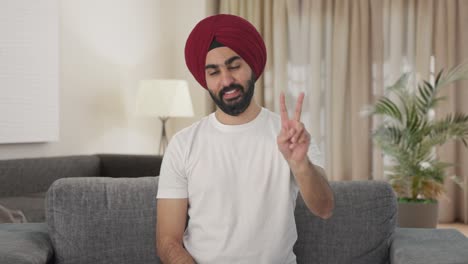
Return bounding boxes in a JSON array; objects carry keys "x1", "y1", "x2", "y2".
[{"x1": 277, "y1": 92, "x2": 310, "y2": 163}]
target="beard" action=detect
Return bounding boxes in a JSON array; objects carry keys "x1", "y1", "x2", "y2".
[{"x1": 208, "y1": 75, "x2": 255, "y2": 116}]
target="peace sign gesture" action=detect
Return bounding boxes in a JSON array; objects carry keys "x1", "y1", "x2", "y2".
[{"x1": 277, "y1": 92, "x2": 311, "y2": 163}]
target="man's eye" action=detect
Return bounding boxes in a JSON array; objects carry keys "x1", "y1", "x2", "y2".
[
  {"x1": 228, "y1": 66, "x2": 240, "y2": 70},
  {"x1": 209, "y1": 71, "x2": 219, "y2": 76}
]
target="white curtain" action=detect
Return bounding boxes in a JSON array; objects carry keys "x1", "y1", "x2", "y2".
[
  {"x1": 382, "y1": 0, "x2": 468, "y2": 223},
  {"x1": 218, "y1": 0, "x2": 289, "y2": 111},
  {"x1": 285, "y1": 0, "x2": 377, "y2": 181},
  {"x1": 282, "y1": 0, "x2": 468, "y2": 223},
  {"x1": 216, "y1": 0, "x2": 468, "y2": 223}
]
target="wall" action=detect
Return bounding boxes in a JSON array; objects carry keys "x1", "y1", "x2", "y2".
[
  {"x1": 0, "y1": 0, "x2": 211, "y2": 159},
  {"x1": 162, "y1": 0, "x2": 215, "y2": 137}
]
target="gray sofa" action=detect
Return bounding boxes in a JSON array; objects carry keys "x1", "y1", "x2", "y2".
[
  {"x1": 0, "y1": 154, "x2": 163, "y2": 223},
  {"x1": 1, "y1": 155, "x2": 467, "y2": 264}
]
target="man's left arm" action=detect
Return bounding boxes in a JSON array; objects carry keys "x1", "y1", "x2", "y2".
[
  {"x1": 277, "y1": 92, "x2": 335, "y2": 219},
  {"x1": 289, "y1": 158, "x2": 334, "y2": 219}
]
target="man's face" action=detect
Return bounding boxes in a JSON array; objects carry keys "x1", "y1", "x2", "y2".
[{"x1": 205, "y1": 47, "x2": 255, "y2": 116}]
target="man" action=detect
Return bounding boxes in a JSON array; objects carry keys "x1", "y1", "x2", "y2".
[{"x1": 156, "y1": 14, "x2": 334, "y2": 264}]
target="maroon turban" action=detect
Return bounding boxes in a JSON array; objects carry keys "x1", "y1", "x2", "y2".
[{"x1": 184, "y1": 14, "x2": 267, "y2": 89}]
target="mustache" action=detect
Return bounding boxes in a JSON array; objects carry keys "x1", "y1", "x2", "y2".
[{"x1": 219, "y1": 84, "x2": 244, "y2": 97}]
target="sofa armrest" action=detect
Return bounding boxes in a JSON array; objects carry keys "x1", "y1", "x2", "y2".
[
  {"x1": 294, "y1": 181, "x2": 397, "y2": 263},
  {"x1": 390, "y1": 227, "x2": 468, "y2": 264},
  {"x1": 0, "y1": 223, "x2": 54, "y2": 264},
  {"x1": 97, "y1": 154, "x2": 163, "y2": 177}
]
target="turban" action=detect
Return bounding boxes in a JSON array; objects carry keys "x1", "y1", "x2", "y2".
[{"x1": 184, "y1": 14, "x2": 267, "y2": 89}]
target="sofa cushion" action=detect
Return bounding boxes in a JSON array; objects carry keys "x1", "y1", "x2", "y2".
[
  {"x1": 0, "y1": 223, "x2": 53, "y2": 264},
  {"x1": 294, "y1": 181, "x2": 397, "y2": 264},
  {"x1": 46, "y1": 176, "x2": 160, "y2": 264},
  {"x1": 390, "y1": 228, "x2": 468, "y2": 264}
]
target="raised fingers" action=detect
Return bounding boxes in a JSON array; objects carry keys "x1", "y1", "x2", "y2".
[
  {"x1": 294, "y1": 92, "x2": 305, "y2": 121},
  {"x1": 291, "y1": 123, "x2": 304, "y2": 143},
  {"x1": 290, "y1": 128, "x2": 310, "y2": 149},
  {"x1": 280, "y1": 92, "x2": 289, "y2": 129},
  {"x1": 277, "y1": 127, "x2": 295, "y2": 146}
]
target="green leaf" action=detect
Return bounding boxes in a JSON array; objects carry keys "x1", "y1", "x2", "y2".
[
  {"x1": 374, "y1": 97, "x2": 403, "y2": 123},
  {"x1": 435, "y1": 69, "x2": 444, "y2": 86}
]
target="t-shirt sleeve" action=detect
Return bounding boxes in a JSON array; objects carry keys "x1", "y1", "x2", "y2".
[
  {"x1": 308, "y1": 137, "x2": 324, "y2": 170},
  {"x1": 156, "y1": 136, "x2": 189, "y2": 199}
]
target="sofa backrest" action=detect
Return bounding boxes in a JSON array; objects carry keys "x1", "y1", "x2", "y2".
[
  {"x1": 97, "y1": 154, "x2": 163, "y2": 178},
  {"x1": 294, "y1": 181, "x2": 397, "y2": 264},
  {"x1": 0, "y1": 155, "x2": 100, "y2": 197},
  {"x1": 46, "y1": 177, "x2": 396, "y2": 264},
  {"x1": 0, "y1": 154, "x2": 163, "y2": 223},
  {"x1": 46, "y1": 176, "x2": 160, "y2": 264}
]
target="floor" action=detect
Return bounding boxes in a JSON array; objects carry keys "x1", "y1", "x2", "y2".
[{"x1": 437, "y1": 222, "x2": 468, "y2": 236}]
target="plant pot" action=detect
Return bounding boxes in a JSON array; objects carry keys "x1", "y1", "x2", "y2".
[{"x1": 397, "y1": 201, "x2": 439, "y2": 228}]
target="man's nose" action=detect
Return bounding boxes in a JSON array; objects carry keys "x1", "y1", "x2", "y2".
[{"x1": 220, "y1": 69, "x2": 234, "y2": 87}]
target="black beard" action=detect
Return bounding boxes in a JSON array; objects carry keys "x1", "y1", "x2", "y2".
[{"x1": 208, "y1": 76, "x2": 255, "y2": 116}]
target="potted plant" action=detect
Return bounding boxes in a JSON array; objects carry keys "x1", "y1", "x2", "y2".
[{"x1": 364, "y1": 63, "x2": 468, "y2": 228}]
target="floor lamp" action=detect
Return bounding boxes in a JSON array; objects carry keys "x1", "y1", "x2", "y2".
[{"x1": 136, "y1": 80, "x2": 194, "y2": 155}]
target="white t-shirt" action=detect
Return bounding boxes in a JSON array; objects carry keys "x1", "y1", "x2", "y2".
[{"x1": 157, "y1": 107, "x2": 324, "y2": 264}]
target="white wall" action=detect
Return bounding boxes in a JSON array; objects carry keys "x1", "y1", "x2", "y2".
[
  {"x1": 0, "y1": 0, "x2": 210, "y2": 159},
  {"x1": 161, "y1": 0, "x2": 215, "y2": 137},
  {"x1": 0, "y1": 1, "x2": 59, "y2": 144}
]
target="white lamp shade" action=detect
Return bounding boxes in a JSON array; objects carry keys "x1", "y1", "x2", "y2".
[{"x1": 136, "y1": 79, "x2": 194, "y2": 117}]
